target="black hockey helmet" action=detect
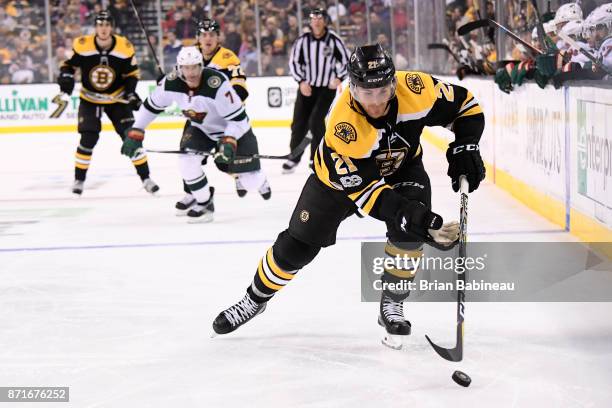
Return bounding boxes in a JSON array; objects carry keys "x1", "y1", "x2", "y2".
[
  {"x1": 94, "y1": 10, "x2": 115, "y2": 26},
  {"x1": 309, "y1": 7, "x2": 329, "y2": 23},
  {"x1": 348, "y1": 44, "x2": 396, "y2": 89},
  {"x1": 197, "y1": 18, "x2": 221, "y2": 34}
]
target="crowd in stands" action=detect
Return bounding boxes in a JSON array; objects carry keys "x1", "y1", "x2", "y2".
[
  {"x1": 1, "y1": 0, "x2": 420, "y2": 84},
  {"x1": 0, "y1": 0, "x2": 48, "y2": 84},
  {"x1": 444, "y1": 0, "x2": 611, "y2": 89},
  {"x1": 2, "y1": 0, "x2": 609, "y2": 85}
]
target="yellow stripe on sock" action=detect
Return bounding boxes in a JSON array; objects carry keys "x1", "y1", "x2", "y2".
[
  {"x1": 257, "y1": 261, "x2": 283, "y2": 291},
  {"x1": 266, "y1": 248, "x2": 295, "y2": 280}
]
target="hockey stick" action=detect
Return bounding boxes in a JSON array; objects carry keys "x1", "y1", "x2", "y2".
[
  {"x1": 529, "y1": 0, "x2": 552, "y2": 53},
  {"x1": 425, "y1": 176, "x2": 469, "y2": 362},
  {"x1": 458, "y1": 19, "x2": 544, "y2": 55},
  {"x1": 147, "y1": 133, "x2": 313, "y2": 162},
  {"x1": 49, "y1": 93, "x2": 69, "y2": 118},
  {"x1": 427, "y1": 43, "x2": 462, "y2": 64},
  {"x1": 81, "y1": 90, "x2": 129, "y2": 104},
  {"x1": 128, "y1": 0, "x2": 164, "y2": 77},
  {"x1": 556, "y1": 31, "x2": 612, "y2": 75}
]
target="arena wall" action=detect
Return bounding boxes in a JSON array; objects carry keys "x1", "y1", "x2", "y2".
[{"x1": 0, "y1": 76, "x2": 610, "y2": 242}]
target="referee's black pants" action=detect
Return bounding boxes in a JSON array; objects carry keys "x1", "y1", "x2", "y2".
[{"x1": 289, "y1": 86, "x2": 337, "y2": 163}]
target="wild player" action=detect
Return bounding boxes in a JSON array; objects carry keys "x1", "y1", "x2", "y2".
[
  {"x1": 583, "y1": 3, "x2": 612, "y2": 72},
  {"x1": 212, "y1": 44, "x2": 485, "y2": 349},
  {"x1": 554, "y1": 2, "x2": 583, "y2": 50},
  {"x1": 174, "y1": 18, "x2": 251, "y2": 200},
  {"x1": 58, "y1": 11, "x2": 159, "y2": 195},
  {"x1": 120, "y1": 47, "x2": 271, "y2": 222}
]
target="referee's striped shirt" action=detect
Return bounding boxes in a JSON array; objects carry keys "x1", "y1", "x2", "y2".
[{"x1": 289, "y1": 29, "x2": 350, "y2": 87}]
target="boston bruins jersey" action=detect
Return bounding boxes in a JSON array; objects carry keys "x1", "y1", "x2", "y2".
[
  {"x1": 60, "y1": 34, "x2": 140, "y2": 104},
  {"x1": 200, "y1": 45, "x2": 248, "y2": 101},
  {"x1": 314, "y1": 71, "x2": 484, "y2": 220},
  {"x1": 134, "y1": 68, "x2": 249, "y2": 141}
]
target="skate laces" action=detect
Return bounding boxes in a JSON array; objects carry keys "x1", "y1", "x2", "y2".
[
  {"x1": 223, "y1": 295, "x2": 259, "y2": 327},
  {"x1": 382, "y1": 297, "x2": 405, "y2": 323}
]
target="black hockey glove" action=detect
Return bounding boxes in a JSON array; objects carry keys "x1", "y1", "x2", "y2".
[
  {"x1": 126, "y1": 92, "x2": 142, "y2": 111},
  {"x1": 395, "y1": 199, "x2": 443, "y2": 240},
  {"x1": 57, "y1": 71, "x2": 75, "y2": 95},
  {"x1": 446, "y1": 143, "x2": 485, "y2": 193}
]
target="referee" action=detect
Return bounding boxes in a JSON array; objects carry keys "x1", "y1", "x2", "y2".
[{"x1": 283, "y1": 8, "x2": 350, "y2": 173}]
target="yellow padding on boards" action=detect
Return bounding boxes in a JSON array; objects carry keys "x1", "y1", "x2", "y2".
[{"x1": 0, "y1": 120, "x2": 293, "y2": 134}]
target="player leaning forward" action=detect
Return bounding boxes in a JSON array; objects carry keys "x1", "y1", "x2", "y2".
[
  {"x1": 212, "y1": 44, "x2": 486, "y2": 348},
  {"x1": 58, "y1": 11, "x2": 158, "y2": 195},
  {"x1": 121, "y1": 47, "x2": 271, "y2": 222}
]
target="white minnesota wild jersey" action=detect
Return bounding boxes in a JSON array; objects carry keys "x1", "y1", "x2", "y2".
[
  {"x1": 598, "y1": 36, "x2": 612, "y2": 71},
  {"x1": 134, "y1": 67, "x2": 250, "y2": 141}
]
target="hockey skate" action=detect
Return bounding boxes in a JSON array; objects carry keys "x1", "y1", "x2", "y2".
[
  {"x1": 175, "y1": 194, "x2": 196, "y2": 216},
  {"x1": 72, "y1": 180, "x2": 84, "y2": 196},
  {"x1": 212, "y1": 293, "x2": 267, "y2": 336},
  {"x1": 378, "y1": 294, "x2": 411, "y2": 350},
  {"x1": 186, "y1": 187, "x2": 215, "y2": 223},
  {"x1": 258, "y1": 179, "x2": 272, "y2": 200},
  {"x1": 235, "y1": 177, "x2": 247, "y2": 197},
  {"x1": 282, "y1": 159, "x2": 299, "y2": 174},
  {"x1": 142, "y1": 178, "x2": 160, "y2": 195}
]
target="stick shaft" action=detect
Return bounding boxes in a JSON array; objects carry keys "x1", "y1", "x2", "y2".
[{"x1": 128, "y1": 0, "x2": 164, "y2": 76}]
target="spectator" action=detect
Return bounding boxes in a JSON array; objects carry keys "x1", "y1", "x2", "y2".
[
  {"x1": 175, "y1": 8, "x2": 196, "y2": 40},
  {"x1": 163, "y1": 31, "x2": 183, "y2": 72},
  {"x1": 0, "y1": 7, "x2": 17, "y2": 32},
  {"x1": 327, "y1": 2, "x2": 346, "y2": 24},
  {"x1": 224, "y1": 21, "x2": 242, "y2": 55},
  {"x1": 261, "y1": 16, "x2": 284, "y2": 45},
  {"x1": 286, "y1": 14, "x2": 300, "y2": 45}
]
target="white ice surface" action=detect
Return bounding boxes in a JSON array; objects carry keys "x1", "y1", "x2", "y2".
[{"x1": 1, "y1": 128, "x2": 611, "y2": 408}]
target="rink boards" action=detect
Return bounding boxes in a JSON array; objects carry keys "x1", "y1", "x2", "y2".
[{"x1": 0, "y1": 76, "x2": 610, "y2": 242}]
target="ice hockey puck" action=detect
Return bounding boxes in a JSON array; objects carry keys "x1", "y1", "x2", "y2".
[{"x1": 452, "y1": 370, "x2": 471, "y2": 387}]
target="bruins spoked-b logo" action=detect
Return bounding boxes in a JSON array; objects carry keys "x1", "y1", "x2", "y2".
[
  {"x1": 89, "y1": 65, "x2": 116, "y2": 91},
  {"x1": 334, "y1": 122, "x2": 357, "y2": 144},
  {"x1": 299, "y1": 210, "x2": 310, "y2": 223},
  {"x1": 405, "y1": 73, "x2": 424, "y2": 94}
]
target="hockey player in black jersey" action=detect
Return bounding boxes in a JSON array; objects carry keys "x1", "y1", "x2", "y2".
[
  {"x1": 212, "y1": 44, "x2": 486, "y2": 349},
  {"x1": 58, "y1": 11, "x2": 159, "y2": 196}
]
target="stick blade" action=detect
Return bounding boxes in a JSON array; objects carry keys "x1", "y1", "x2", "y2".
[
  {"x1": 457, "y1": 19, "x2": 490, "y2": 36},
  {"x1": 287, "y1": 132, "x2": 313, "y2": 161},
  {"x1": 427, "y1": 43, "x2": 448, "y2": 50},
  {"x1": 425, "y1": 334, "x2": 463, "y2": 362}
]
